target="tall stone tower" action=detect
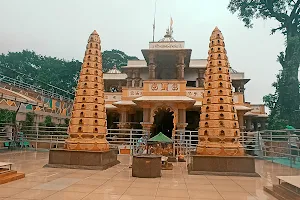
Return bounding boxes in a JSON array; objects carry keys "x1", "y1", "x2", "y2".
[
  {"x1": 65, "y1": 30, "x2": 109, "y2": 152},
  {"x1": 197, "y1": 27, "x2": 244, "y2": 156}
]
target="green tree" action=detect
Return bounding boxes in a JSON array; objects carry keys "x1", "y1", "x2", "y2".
[
  {"x1": 228, "y1": 0, "x2": 300, "y2": 128},
  {"x1": 44, "y1": 116, "x2": 55, "y2": 127},
  {"x1": 0, "y1": 49, "x2": 138, "y2": 98},
  {"x1": 102, "y1": 49, "x2": 139, "y2": 72},
  {"x1": 0, "y1": 109, "x2": 15, "y2": 124}
]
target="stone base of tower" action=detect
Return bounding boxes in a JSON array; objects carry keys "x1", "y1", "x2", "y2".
[
  {"x1": 188, "y1": 155, "x2": 259, "y2": 177},
  {"x1": 46, "y1": 149, "x2": 120, "y2": 170}
]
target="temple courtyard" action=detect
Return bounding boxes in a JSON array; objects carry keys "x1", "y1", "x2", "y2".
[{"x1": 0, "y1": 151, "x2": 298, "y2": 200}]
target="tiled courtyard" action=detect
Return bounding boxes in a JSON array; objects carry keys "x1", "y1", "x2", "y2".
[{"x1": 0, "y1": 151, "x2": 299, "y2": 200}]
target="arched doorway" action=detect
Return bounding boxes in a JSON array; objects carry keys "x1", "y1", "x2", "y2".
[{"x1": 151, "y1": 107, "x2": 174, "y2": 138}]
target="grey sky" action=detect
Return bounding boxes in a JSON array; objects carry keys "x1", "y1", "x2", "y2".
[{"x1": 0, "y1": 0, "x2": 286, "y2": 105}]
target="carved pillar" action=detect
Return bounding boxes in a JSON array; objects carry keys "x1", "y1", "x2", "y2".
[
  {"x1": 126, "y1": 70, "x2": 133, "y2": 87},
  {"x1": 118, "y1": 81, "x2": 122, "y2": 92},
  {"x1": 237, "y1": 112, "x2": 245, "y2": 132},
  {"x1": 197, "y1": 69, "x2": 205, "y2": 87},
  {"x1": 148, "y1": 53, "x2": 156, "y2": 79},
  {"x1": 239, "y1": 83, "x2": 245, "y2": 93},
  {"x1": 177, "y1": 109, "x2": 187, "y2": 130},
  {"x1": 177, "y1": 53, "x2": 185, "y2": 80},
  {"x1": 118, "y1": 109, "x2": 129, "y2": 129},
  {"x1": 134, "y1": 70, "x2": 141, "y2": 87},
  {"x1": 141, "y1": 107, "x2": 152, "y2": 135},
  {"x1": 239, "y1": 83, "x2": 245, "y2": 102}
]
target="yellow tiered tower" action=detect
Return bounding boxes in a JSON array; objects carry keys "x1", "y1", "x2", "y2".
[
  {"x1": 196, "y1": 27, "x2": 244, "y2": 156},
  {"x1": 65, "y1": 30, "x2": 109, "y2": 152}
]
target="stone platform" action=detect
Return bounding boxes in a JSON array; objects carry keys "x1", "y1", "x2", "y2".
[
  {"x1": 46, "y1": 149, "x2": 120, "y2": 170},
  {"x1": 188, "y1": 155, "x2": 259, "y2": 177}
]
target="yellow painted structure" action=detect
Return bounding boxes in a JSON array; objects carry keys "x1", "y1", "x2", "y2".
[
  {"x1": 65, "y1": 30, "x2": 109, "y2": 152},
  {"x1": 196, "y1": 27, "x2": 244, "y2": 156}
]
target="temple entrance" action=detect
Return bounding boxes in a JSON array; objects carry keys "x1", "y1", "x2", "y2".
[{"x1": 151, "y1": 108, "x2": 174, "y2": 138}]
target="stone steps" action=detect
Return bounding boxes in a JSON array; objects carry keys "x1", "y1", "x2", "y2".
[
  {"x1": 264, "y1": 184, "x2": 300, "y2": 200},
  {"x1": 0, "y1": 170, "x2": 25, "y2": 184}
]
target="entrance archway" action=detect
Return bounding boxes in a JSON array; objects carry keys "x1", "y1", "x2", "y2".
[{"x1": 151, "y1": 107, "x2": 174, "y2": 138}]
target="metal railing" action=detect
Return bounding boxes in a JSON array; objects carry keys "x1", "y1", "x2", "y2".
[
  {"x1": 173, "y1": 130, "x2": 261, "y2": 157},
  {"x1": 0, "y1": 124, "x2": 149, "y2": 154},
  {"x1": 0, "y1": 74, "x2": 73, "y2": 101},
  {"x1": 259, "y1": 130, "x2": 300, "y2": 168},
  {"x1": 0, "y1": 124, "x2": 299, "y2": 168}
]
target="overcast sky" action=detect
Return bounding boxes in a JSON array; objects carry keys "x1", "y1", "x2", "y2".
[{"x1": 0, "y1": 0, "x2": 287, "y2": 105}]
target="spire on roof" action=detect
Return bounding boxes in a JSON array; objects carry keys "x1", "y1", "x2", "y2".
[
  {"x1": 158, "y1": 24, "x2": 176, "y2": 42},
  {"x1": 107, "y1": 65, "x2": 121, "y2": 74}
]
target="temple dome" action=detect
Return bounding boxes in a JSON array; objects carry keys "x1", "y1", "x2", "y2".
[{"x1": 106, "y1": 66, "x2": 121, "y2": 74}]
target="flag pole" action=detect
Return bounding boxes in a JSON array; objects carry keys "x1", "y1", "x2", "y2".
[{"x1": 152, "y1": 0, "x2": 157, "y2": 42}]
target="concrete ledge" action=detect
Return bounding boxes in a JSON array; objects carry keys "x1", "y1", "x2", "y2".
[
  {"x1": 188, "y1": 155, "x2": 260, "y2": 177},
  {"x1": 45, "y1": 149, "x2": 120, "y2": 170}
]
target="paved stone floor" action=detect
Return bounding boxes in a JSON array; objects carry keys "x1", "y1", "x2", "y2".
[{"x1": 0, "y1": 151, "x2": 299, "y2": 200}]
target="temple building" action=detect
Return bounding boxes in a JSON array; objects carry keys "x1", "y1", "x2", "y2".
[{"x1": 103, "y1": 26, "x2": 267, "y2": 138}]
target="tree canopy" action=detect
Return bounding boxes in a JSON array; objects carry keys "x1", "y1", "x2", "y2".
[
  {"x1": 0, "y1": 49, "x2": 138, "y2": 98},
  {"x1": 228, "y1": 0, "x2": 300, "y2": 129}
]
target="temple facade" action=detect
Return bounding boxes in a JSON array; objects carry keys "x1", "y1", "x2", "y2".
[{"x1": 103, "y1": 27, "x2": 267, "y2": 138}]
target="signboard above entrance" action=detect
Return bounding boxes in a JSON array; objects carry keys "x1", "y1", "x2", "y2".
[
  {"x1": 149, "y1": 42, "x2": 185, "y2": 49},
  {"x1": 149, "y1": 82, "x2": 180, "y2": 92}
]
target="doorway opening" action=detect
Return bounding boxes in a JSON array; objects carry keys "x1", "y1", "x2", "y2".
[
  {"x1": 107, "y1": 112, "x2": 120, "y2": 129},
  {"x1": 186, "y1": 110, "x2": 200, "y2": 131},
  {"x1": 151, "y1": 107, "x2": 174, "y2": 138}
]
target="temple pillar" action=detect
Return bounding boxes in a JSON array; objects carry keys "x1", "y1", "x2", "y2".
[
  {"x1": 133, "y1": 69, "x2": 141, "y2": 87},
  {"x1": 239, "y1": 83, "x2": 245, "y2": 102},
  {"x1": 126, "y1": 70, "x2": 133, "y2": 87},
  {"x1": 197, "y1": 69, "x2": 205, "y2": 87},
  {"x1": 177, "y1": 53, "x2": 185, "y2": 80},
  {"x1": 140, "y1": 107, "x2": 152, "y2": 135},
  {"x1": 246, "y1": 118, "x2": 252, "y2": 131},
  {"x1": 237, "y1": 111, "x2": 245, "y2": 132},
  {"x1": 118, "y1": 109, "x2": 129, "y2": 129},
  {"x1": 177, "y1": 109, "x2": 187, "y2": 130},
  {"x1": 148, "y1": 53, "x2": 156, "y2": 79},
  {"x1": 118, "y1": 81, "x2": 122, "y2": 92}
]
